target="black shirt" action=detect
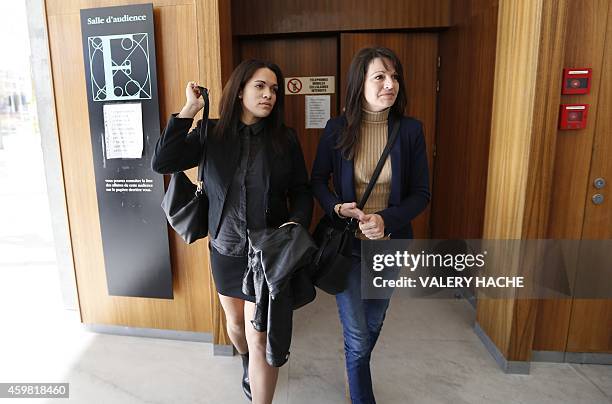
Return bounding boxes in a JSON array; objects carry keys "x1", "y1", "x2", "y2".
[{"x1": 210, "y1": 120, "x2": 267, "y2": 256}]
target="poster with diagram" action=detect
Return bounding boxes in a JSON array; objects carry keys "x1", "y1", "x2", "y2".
[{"x1": 80, "y1": 3, "x2": 172, "y2": 299}]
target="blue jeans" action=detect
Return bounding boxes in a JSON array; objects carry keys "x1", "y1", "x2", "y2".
[{"x1": 336, "y1": 255, "x2": 391, "y2": 404}]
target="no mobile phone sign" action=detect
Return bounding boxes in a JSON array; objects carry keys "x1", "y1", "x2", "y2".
[{"x1": 285, "y1": 76, "x2": 335, "y2": 95}]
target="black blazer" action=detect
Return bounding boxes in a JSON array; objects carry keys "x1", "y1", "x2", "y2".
[{"x1": 151, "y1": 114, "x2": 313, "y2": 238}]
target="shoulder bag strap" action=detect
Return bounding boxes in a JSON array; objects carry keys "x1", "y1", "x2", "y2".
[
  {"x1": 356, "y1": 118, "x2": 400, "y2": 209},
  {"x1": 196, "y1": 88, "x2": 209, "y2": 189}
]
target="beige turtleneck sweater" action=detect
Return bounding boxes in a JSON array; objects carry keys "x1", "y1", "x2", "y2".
[{"x1": 354, "y1": 108, "x2": 392, "y2": 216}]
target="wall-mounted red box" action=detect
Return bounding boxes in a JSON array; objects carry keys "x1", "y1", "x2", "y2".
[
  {"x1": 562, "y1": 68, "x2": 592, "y2": 95},
  {"x1": 559, "y1": 104, "x2": 589, "y2": 130}
]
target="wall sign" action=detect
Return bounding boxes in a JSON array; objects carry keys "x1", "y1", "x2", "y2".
[
  {"x1": 285, "y1": 76, "x2": 335, "y2": 95},
  {"x1": 80, "y1": 4, "x2": 173, "y2": 299}
]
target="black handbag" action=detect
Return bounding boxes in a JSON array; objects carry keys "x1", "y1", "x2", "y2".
[
  {"x1": 312, "y1": 120, "x2": 400, "y2": 294},
  {"x1": 161, "y1": 88, "x2": 210, "y2": 244}
]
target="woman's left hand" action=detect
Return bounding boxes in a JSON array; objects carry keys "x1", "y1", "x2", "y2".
[
  {"x1": 359, "y1": 214, "x2": 385, "y2": 239},
  {"x1": 279, "y1": 221, "x2": 299, "y2": 228}
]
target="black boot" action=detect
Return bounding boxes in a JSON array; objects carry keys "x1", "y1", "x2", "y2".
[{"x1": 241, "y1": 352, "x2": 252, "y2": 401}]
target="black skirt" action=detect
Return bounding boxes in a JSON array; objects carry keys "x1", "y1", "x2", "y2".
[{"x1": 208, "y1": 243, "x2": 256, "y2": 303}]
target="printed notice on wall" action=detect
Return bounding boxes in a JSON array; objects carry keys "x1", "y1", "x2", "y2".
[
  {"x1": 103, "y1": 102, "x2": 143, "y2": 159},
  {"x1": 305, "y1": 95, "x2": 330, "y2": 129}
]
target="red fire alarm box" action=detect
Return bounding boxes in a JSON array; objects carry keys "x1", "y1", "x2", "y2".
[
  {"x1": 562, "y1": 68, "x2": 592, "y2": 94},
  {"x1": 559, "y1": 104, "x2": 589, "y2": 129}
]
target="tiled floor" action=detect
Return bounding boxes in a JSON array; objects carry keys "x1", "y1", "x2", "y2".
[{"x1": 1, "y1": 264, "x2": 611, "y2": 404}]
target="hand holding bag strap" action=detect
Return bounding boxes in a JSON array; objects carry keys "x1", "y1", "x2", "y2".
[
  {"x1": 161, "y1": 87, "x2": 210, "y2": 244},
  {"x1": 356, "y1": 119, "x2": 401, "y2": 210},
  {"x1": 196, "y1": 88, "x2": 209, "y2": 191}
]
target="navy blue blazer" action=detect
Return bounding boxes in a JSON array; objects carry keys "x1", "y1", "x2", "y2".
[{"x1": 311, "y1": 114, "x2": 430, "y2": 239}]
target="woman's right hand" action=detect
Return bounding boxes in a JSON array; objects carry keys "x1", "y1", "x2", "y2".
[
  {"x1": 177, "y1": 81, "x2": 205, "y2": 119},
  {"x1": 336, "y1": 202, "x2": 365, "y2": 221}
]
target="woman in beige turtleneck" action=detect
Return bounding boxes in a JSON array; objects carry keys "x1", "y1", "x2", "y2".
[{"x1": 311, "y1": 47, "x2": 431, "y2": 404}]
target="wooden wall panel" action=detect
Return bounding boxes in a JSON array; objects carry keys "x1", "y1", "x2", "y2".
[
  {"x1": 46, "y1": 0, "x2": 192, "y2": 15},
  {"x1": 216, "y1": 0, "x2": 235, "y2": 87},
  {"x1": 195, "y1": 0, "x2": 233, "y2": 346},
  {"x1": 432, "y1": 0, "x2": 498, "y2": 239},
  {"x1": 567, "y1": 300, "x2": 612, "y2": 352},
  {"x1": 45, "y1": 0, "x2": 227, "y2": 335},
  {"x1": 238, "y1": 37, "x2": 338, "y2": 228},
  {"x1": 520, "y1": 0, "x2": 569, "y2": 354},
  {"x1": 340, "y1": 33, "x2": 438, "y2": 238},
  {"x1": 479, "y1": 0, "x2": 612, "y2": 360},
  {"x1": 481, "y1": 1, "x2": 545, "y2": 241},
  {"x1": 231, "y1": 0, "x2": 451, "y2": 36},
  {"x1": 477, "y1": 0, "x2": 546, "y2": 361},
  {"x1": 532, "y1": 300, "x2": 573, "y2": 352},
  {"x1": 522, "y1": 0, "x2": 570, "y2": 353}
]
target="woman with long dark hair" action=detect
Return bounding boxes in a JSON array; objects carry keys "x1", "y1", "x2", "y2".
[
  {"x1": 311, "y1": 47, "x2": 430, "y2": 403},
  {"x1": 152, "y1": 60, "x2": 312, "y2": 403}
]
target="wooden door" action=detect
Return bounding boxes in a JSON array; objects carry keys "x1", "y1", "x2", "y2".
[
  {"x1": 239, "y1": 34, "x2": 438, "y2": 236},
  {"x1": 533, "y1": 0, "x2": 612, "y2": 355},
  {"x1": 566, "y1": 18, "x2": 612, "y2": 353},
  {"x1": 340, "y1": 33, "x2": 438, "y2": 238}
]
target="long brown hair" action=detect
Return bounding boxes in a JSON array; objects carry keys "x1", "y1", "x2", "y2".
[
  {"x1": 338, "y1": 47, "x2": 407, "y2": 159},
  {"x1": 214, "y1": 59, "x2": 288, "y2": 152}
]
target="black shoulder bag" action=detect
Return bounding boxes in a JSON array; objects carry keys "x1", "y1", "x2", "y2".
[
  {"x1": 161, "y1": 88, "x2": 210, "y2": 244},
  {"x1": 312, "y1": 120, "x2": 400, "y2": 294}
]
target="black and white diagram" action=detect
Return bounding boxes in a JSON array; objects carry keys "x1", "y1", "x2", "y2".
[{"x1": 87, "y1": 33, "x2": 151, "y2": 102}]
